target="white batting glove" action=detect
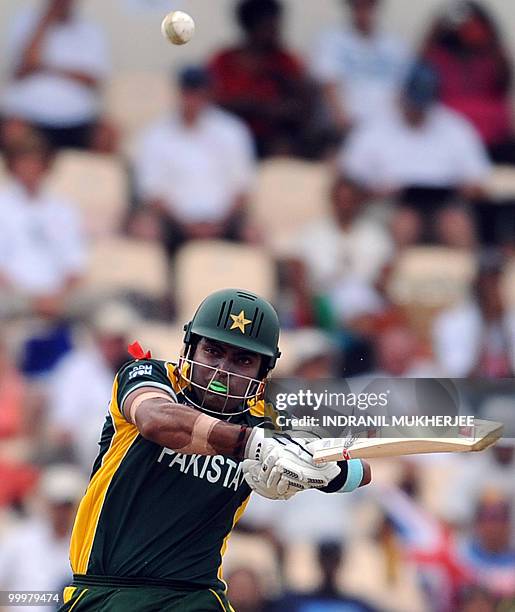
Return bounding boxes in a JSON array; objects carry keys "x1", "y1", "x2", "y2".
[
  {"x1": 258, "y1": 439, "x2": 366, "y2": 495},
  {"x1": 245, "y1": 428, "x2": 338, "y2": 492},
  {"x1": 263, "y1": 447, "x2": 341, "y2": 490},
  {"x1": 244, "y1": 429, "x2": 364, "y2": 495},
  {"x1": 244, "y1": 427, "x2": 313, "y2": 464},
  {"x1": 242, "y1": 460, "x2": 304, "y2": 500}
]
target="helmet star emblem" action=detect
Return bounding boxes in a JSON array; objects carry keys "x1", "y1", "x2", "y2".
[{"x1": 229, "y1": 310, "x2": 252, "y2": 334}]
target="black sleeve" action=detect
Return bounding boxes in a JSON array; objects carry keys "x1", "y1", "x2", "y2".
[{"x1": 116, "y1": 359, "x2": 177, "y2": 419}]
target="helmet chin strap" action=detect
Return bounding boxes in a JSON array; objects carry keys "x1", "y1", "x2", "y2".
[{"x1": 177, "y1": 345, "x2": 266, "y2": 417}]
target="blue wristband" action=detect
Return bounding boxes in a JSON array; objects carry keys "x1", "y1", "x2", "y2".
[{"x1": 338, "y1": 459, "x2": 364, "y2": 493}]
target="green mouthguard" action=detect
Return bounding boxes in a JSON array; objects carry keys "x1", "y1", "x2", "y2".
[{"x1": 208, "y1": 381, "x2": 228, "y2": 393}]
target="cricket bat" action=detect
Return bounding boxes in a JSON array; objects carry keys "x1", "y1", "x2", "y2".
[{"x1": 312, "y1": 419, "x2": 504, "y2": 464}]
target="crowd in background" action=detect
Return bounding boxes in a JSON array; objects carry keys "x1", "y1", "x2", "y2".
[{"x1": 0, "y1": 0, "x2": 514, "y2": 611}]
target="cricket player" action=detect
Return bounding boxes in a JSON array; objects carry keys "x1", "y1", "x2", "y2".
[{"x1": 59, "y1": 289, "x2": 370, "y2": 611}]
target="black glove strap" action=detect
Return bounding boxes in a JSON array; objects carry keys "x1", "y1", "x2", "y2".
[{"x1": 320, "y1": 461, "x2": 349, "y2": 493}]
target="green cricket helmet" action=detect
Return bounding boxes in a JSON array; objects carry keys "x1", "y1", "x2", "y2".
[{"x1": 179, "y1": 288, "x2": 281, "y2": 415}]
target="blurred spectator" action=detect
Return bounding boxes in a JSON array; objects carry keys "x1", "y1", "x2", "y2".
[
  {"x1": 133, "y1": 66, "x2": 256, "y2": 257},
  {"x1": 441, "y1": 396, "x2": 515, "y2": 527},
  {"x1": 242, "y1": 469, "x2": 361, "y2": 559},
  {"x1": 289, "y1": 328, "x2": 339, "y2": 379},
  {"x1": 381, "y1": 480, "x2": 515, "y2": 609},
  {"x1": 274, "y1": 540, "x2": 378, "y2": 611},
  {"x1": 310, "y1": 0, "x2": 411, "y2": 131},
  {"x1": 0, "y1": 463, "x2": 39, "y2": 511},
  {"x1": 341, "y1": 62, "x2": 490, "y2": 248},
  {"x1": 391, "y1": 188, "x2": 478, "y2": 248},
  {"x1": 291, "y1": 175, "x2": 394, "y2": 324},
  {"x1": 422, "y1": 1, "x2": 515, "y2": 164},
  {"x1": 47, "y1": 301, "x2": 137, "y2": 471},
  {"x1": 1, "y1": 0, "x2": 116, "y2": 153},
  {"x1": 372, "y1": 326, "x2": 438, "y2": 377},
  {"x1": 209, "y1": 0, "x2": 317, "y2": 159},
  {"x1": 455, "y1": 586, "x2": 496, "y2": 612},
  {"x1": 226, "y1": 567, "x2": 274, "y2": 612},
  {"x1": 376, "y1": 483, "x2": 468, "y2": 612},
  {"x1": 342, "y1": 62, "x2": 490, "y2": 196},
  {"x1": 433, "y1": 251, "x2": 515, "y2": 377},
  {"x1": 0, "y1": 133, "x2": 86, "y2": 316},
  {"x1": 0, "y1": 464, "x2": 85, "y2": 611},
  {"x1": 458, "y1": 492, "x2": 515, "y2": 602}
]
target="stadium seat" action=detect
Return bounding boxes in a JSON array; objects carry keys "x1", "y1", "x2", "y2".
[
  {"x1": 485, "y1": 165, "x2": 515, "y2": 200},
  {"x1": 174, "y1": 240, "x2": 277, "y2": 322},
  {"x1": 48, "y1": 151, "x2": 128, "y2": 238},
  {"x1": 106, "y1": 72, "x2": 173, "y2": 144},
  {"x1": 80, "y1": 237, "x2": 168, "y2": 301},
  {"x1": 269, "y1": 329, "x2": 296, "y2": 376},
  {"x1": 388, "y1": 247, "x2": 477, "y2": 340},
  {"x1": 251, "y1": 158, "x2": 330, "y2": 254},
  {"x1": 389, "y1": 247, "x2": 476, "y2": 307}
]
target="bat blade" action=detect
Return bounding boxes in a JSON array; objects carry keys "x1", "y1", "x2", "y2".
[{"x1": 312, "y1": 419, "x2": 504, "y2": 464}]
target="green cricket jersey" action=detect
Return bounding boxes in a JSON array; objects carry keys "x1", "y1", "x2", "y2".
[{"x1": 69, "y1": 358, "x2": 270, "y2": 591}]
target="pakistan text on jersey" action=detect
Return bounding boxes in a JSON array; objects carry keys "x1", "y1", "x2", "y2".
[{"x1": 157, "y1": 449, "x2": 246, "y2": 491}]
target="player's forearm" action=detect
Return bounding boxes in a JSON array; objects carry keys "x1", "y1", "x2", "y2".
[{"x1": 135, "y1": 398, "x2": 251, "y2": 459}]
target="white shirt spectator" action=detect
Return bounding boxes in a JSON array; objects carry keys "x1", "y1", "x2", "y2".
[
  {"x1": 328, "y1": 278, "x2": 386, "y2": 324},
  {"x1": 433, "y1": 301, "x2": 515, "y2": 377},
  {"x1": 0, "y1": 517, "x2": 71, "y2": 612},
  {"x1": 310, "y1": 26, "x2": 411, "y2": 124},
  {"x1": 48, "y1": 345, "x2": 114, "y2": 472},
  {"x1": 134, "y1": 108, "x2": 255, "y2": 223},
  {"x1": 440, "y1": 450, "x2": 515, "y2": 527},
  {"x1": 294, "y1": 216, "x2": 394, "y2": 293},
  {"x1": 3, "y1": 7, "x2": 110, "y2": 126},
  {"x1": 0, "y1": 181, "x2": 86, "y2": 295},
  {"x1": 341, "y1": 105, "x2": 491, "y2": 192}
]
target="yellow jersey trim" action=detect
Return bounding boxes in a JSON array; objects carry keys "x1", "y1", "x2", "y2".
[
  {"x1": 216, "y1": 495, "x2": 250, "y2": 589},
  {"x1": 69, "y1": 377, "x2": 139, "y2": 574},
  {"x1": 62, "y1": 586, "x2": 76, "y2": 605},
  {"x1": 209, "y1": 589, "x2": 228, "y2": 612},
  {"x1": 166, "y1": 362, "x2": 191, "y2": 395},
  {"x1": 68, "y1": 588, "x2": 88, "y2": 611}
]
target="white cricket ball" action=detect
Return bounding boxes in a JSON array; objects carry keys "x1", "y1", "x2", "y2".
[{"x1": 161, "y1": 11, "x2": 195, "y2": 46}]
